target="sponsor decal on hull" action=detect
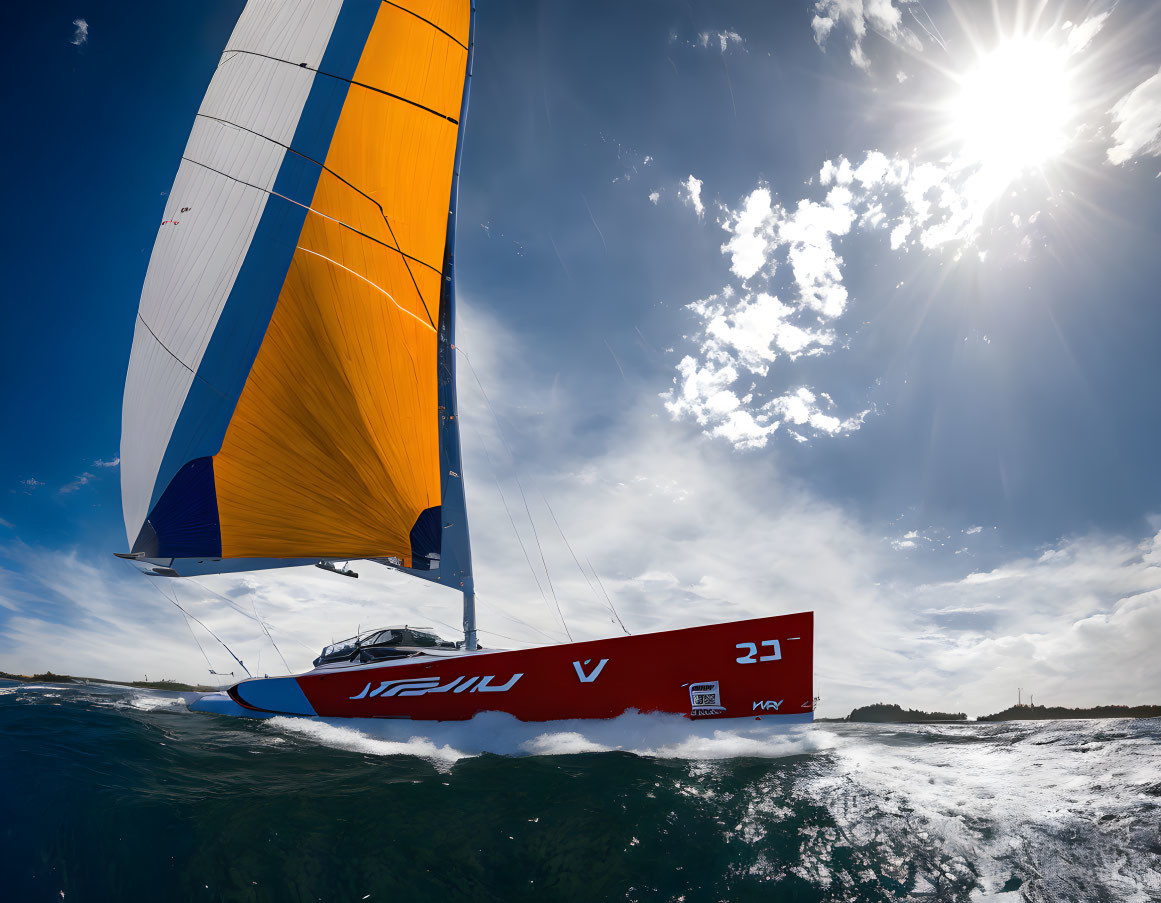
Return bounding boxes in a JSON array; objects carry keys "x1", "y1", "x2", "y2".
[{"x1": 349, "y1": 673, "x2": 523, "y2": 700}]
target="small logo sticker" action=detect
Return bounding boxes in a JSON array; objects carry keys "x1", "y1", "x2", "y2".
[{"x1": 689, "y1": 681, "x2": 725, "y2": 715}]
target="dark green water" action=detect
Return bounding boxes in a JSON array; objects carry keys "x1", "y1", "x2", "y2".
[{"x1": 2, "y1": 680, "x2": 1158, "y2": 902}]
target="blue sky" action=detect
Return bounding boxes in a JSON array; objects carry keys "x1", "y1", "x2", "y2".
[{"x1": 3, "y1": 0, "x2": 1161, "y2": 715}]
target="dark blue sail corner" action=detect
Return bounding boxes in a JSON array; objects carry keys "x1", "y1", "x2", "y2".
[
  {"x1": 132, "y1": 457, "x2": 223, "y2": 559},
  {"x1": 409, "y1": 506, "x2": 442, "y2": 563}
]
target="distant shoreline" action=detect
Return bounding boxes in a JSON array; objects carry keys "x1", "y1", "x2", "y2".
[
  {"x1": 825, "y1": 701, "x2": 1161, "y2": 723},
  {"x1": 0, "y1": 671, "x2": 214, "y2": 692}
]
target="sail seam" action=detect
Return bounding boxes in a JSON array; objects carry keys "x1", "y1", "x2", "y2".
[
  {"x1": 194, "y1": 112, "x2": 439, "y2": 325},
  {"x1": 135, "y1": 313, "x2": 229, "y2": 401},
  {"x1": 218, "y1": 48, "x2": 460, "y2": 125},
  {"x1": 180, "y1": 154, "x2": 438, "y2": 327},
  {"x1": 294, "y1": 247, "x2": 436, "y2": 333},
  {"x1": 379, "y1": 1, "x2": 469, "y2": 51},
  {"x1": 196, "y1": 113, "x2": 441, "y2": 278}
]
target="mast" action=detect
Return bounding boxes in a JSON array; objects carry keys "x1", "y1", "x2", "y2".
[{"x1": 438, "y1": 2, "x2": 477, "y2": 650}]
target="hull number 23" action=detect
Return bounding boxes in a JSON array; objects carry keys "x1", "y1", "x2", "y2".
[{"x1": 735, "y1": 640, "x2": 781, "y2": 664}]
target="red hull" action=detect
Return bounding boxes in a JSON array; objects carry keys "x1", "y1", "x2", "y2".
[{"x1": 226, "y1": 612, "x2": 813, "y2": 722}]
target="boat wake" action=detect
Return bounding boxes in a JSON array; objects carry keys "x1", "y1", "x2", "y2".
[{"x1": 265, "y1": 709, "x2": 837, "y2": 765}]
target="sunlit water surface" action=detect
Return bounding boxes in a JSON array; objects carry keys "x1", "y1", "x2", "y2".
[{"x1": 2, "y1": 679, "x2": 1158, "y2": 902}]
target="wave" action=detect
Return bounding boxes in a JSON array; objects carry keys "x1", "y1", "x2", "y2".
[{"x1": 3, "y1": 681, "x2": 1158, "y2": 901}]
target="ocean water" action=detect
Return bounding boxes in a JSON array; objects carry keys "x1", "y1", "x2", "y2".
[{"x1": 2, "y1": 679, "x2": 1158, "y2": 902}]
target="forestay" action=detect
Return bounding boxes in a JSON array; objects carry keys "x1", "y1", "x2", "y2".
[{"x1": 120, "y1": 0, "x2": 475, "y2": 591}]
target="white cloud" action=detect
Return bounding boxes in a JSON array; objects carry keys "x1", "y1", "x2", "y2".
[
  {"x1": 721, "y1": 186, "x2": 777, "y2": 280},
  {"x1": 911, "y1": 531, "x2": 1161, "y2": 711},
  {"x1": 779, "y1": 186, "x2": 857, "y2": 318},
  {"x1": 667, "y1": 150, "x2": 1001, "y2": 451},
  {"x1": 1064, "y1": 11, "x2": 1111, "y2": 56},
  {"x1": 648, "y1": 191, "x2": 660, "y2": 205},
  {"x1": 697, "y1": 30, "x2": 744, "y2": 54},
  {"x1": 59, "y1": 472, "x2": 96, "y2": 494},
  {"x1": 810, "y1": 0, "x2": 923, "y2": 71},
  {"x1": 16, "y1": 477, "x2": 45, "y2": 494},
  {"x1": 93, "y1": 457, "x2": 120, "y2": 468},
  {"x1": 1107, "y1": 67, "x2": 1161, "y2": 165},
  {"x1": 965, "y1": 525, "x2": 983, "y2": 535},
  {"x1": 768, "y1": 386, "x2": 865, "y2": 437},
  {"x1": 70, "y1": 18, "x2": 89, "y2": 47},
  {"x1": 681, "y1": 174, "x2": 704, "y2": 218}
]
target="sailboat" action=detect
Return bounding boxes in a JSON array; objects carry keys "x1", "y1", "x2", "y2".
[{"x1": 118, "y1": 0, "x2": 813, "y2": 723}]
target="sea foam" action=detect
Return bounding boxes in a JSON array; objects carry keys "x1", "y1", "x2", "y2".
[{"x1": 265, "y1": 709, "x2": 838, "y2": 767}]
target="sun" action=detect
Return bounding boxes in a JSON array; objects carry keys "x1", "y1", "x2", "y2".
[{"x1": 946, "y1": 37, "x2": 1075, "y2": 179}]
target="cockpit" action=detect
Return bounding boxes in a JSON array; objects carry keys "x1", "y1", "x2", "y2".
[{"x1": 312, "y1": 627, "x2": 463, "y2": 668}]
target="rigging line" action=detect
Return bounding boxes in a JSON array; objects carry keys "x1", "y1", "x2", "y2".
[
  {"x1": 135, "y1": 313, "x2": 228, "y2": 399},
  {"x1": 585, "y1": 557, "x2": 628, "y2": 636},
  {"x1": 185, "y1": 576, "x2": 261, "y2": 625},
  {"x1": 541, "y1": 492, "x2": 630, "y2": 636},
  {"x1": 250, "y1": 596, "x2": 291, "y2": 675},
  {"x1": 218, "y1": 48, "x2": 459, "y2": 125},
  {"x1": 476, "y1": 594, "x2": 564, "y2": 645},
  {"x1": 915, "y1": 2, "x2": 947, "y2": 46},
  {"x1": 186, "y1": 576, "x2": 300, "y2": 667},
  {"x1": 179, "y1": 153, "x2": 438, "y2": 328},
  {"x1": 132, "y1": 565, "x2": 251, "y2": 678},
  {"x1": 459, "y1": 349, "x2": 573, "y2": 640},
  {"x1": 420, "y1": 613, "x2": 530, "y2": 647},
  {"x1": 166, "y1": 579, "x2": 252, "y2": 679},
  {"x1": 463, "y1": 417, "x2": 557, "y2": 632},
  {"x1": 162, "y1": 581, "x2": 219, "y2": 674},
  {"x1": 295, "y1": 247, "x2": 436, "y2": 333},
  {"x1": 182, "y1": 607, "x2": 216, "y2": 672},
  {"x1": 380, "y1": 1, "x2": 469, "y2": 51},
  {"x1": 193, "y1": 112, "x2": 440, "y2": 314},
  {"x1": 908, "y1": 5, "x2": 947, "y2": 52}
]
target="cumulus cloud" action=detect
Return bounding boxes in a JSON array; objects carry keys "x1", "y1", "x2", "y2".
[
  {"x1": 681, "y1": 174, "x2": 705, "y2": 218},
  {"x1": 721, "y1": 187, "x2": 777, "y2": 280},
  {"x1": 811, "y1": 0, "x2": 923, "y2": 70},
  {"x1": 70, "y1": 18, "x2": 89, "y2": 47},
  {"x1": 666, "y1": 148, "x2": 998, "y2": 451},
  {"x1": 93, "y1": 457, "x2": 120, "y2": 468},
  {"x1": 1107, "y1": 67, "x2": 1161, "y2": 165},
  {"x1": 648, "y1": 191, "x2": 660, "y2": 205}
]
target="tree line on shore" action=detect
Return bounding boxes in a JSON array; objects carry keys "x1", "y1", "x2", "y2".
[{"x1": 825, "y1": 701, "x2": 1161, "y2": 723}]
